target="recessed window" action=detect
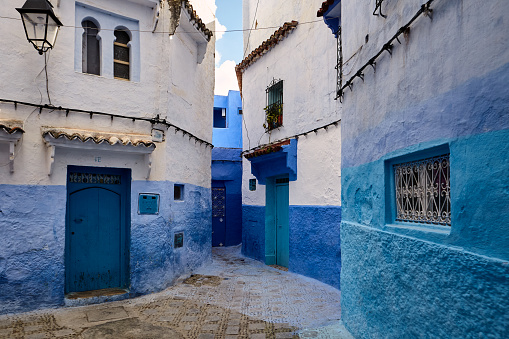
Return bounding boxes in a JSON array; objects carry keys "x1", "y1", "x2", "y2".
[
  {"x1": 174, "y1": 232, "x2": 184, "y2": 248},
  {"x1": 114, "y1": 28, "x2": 130, "y2": 80},
  {"x1": 213, "y1": 107, "x2": 227, "y2": 128},
  {"x1": 174, "y1": 184, "x2": 184, "y2": 201},
  {"x1": 394, "y1": 154, "x2": 451, "y2": 226},
  {"x1": 82, "y1": 19, "x2": 100, "y2": 75},
  {"x1": 264, "y1": 79, "x2": 283, "y2": 131}
]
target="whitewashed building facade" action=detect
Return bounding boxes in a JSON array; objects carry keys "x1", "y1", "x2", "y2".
[
  {"x1": 237, "y1": 0, "x2": 342, "y2": 289},
  {"x1": 0, "y1": 0, "x2": 215, "y2": 314}
]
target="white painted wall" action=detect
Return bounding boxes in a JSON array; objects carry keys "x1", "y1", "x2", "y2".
[
  {"x1": 0, "y1": 0, "x2": 215, "y2": 188},
  {"x1": 340, "y1": 0, "x2": 509, "y2": 142},
  {"x1": 241, "y1": 0, "x2": 341, "y2": 206}
]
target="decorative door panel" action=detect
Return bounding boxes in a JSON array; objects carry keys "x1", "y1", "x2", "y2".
[
  {"x1": 212, "y1": 187, "x2": 226, "y2": 247},
  {"x1": 65, "y1": 166, "x2": 130, "y2": 293}
]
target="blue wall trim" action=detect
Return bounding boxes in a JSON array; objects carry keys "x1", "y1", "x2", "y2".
[
  {"x1": 0, "y1": 181, "x2": 211, "y2": 315},
  {"x1": 242, "y1": 204, "x2": 342, "y2": 290},
  {"x1": 341, "y1": 221, "x2": 509, "y2": 339},
  {"x1": 248, "y1": 139, "x2": 298, "y2": 185},
  {"x1": 343, "y1": 62, "x2": 509, "y2": 169}
]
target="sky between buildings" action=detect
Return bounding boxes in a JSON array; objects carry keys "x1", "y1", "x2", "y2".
[{"x1": 214, "y1": 0, "x2": 243, "y2": 95}]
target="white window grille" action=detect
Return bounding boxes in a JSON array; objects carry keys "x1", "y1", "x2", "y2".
[{"x1": 394, "y1": 154, "x2": 451, "y2": 226}]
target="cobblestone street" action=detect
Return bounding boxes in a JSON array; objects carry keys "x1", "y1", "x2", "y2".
[{"x1": 0, "y1": 247, "x2": 352, "y2": 339}]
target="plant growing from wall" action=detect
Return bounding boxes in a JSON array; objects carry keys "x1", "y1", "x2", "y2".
[{"x1": 263, "y1": 102, "x2": 283, "y2": 131}]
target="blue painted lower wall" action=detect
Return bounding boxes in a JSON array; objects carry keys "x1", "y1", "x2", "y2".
[
  {"x1": 341, "y1": 222, "x2": 509, "y2": 339},
  {"x1": 0, "y1": 181, "x2": 211, "y2": 315},
  {"x1": 340, "y1": 129, "x2": 509, "y2": 337},
  {"x1": 0, "y1": 185, "x2": 66, "y2": 315},
  {"x1": 289, "y1": 206, "x2": 341, "y2": 290},
  {"x1": 242, "y1": 204, "x2": 342, "y2": 289},
  {"x1": 242, "y1": 205, "x2": 265, "y2": 262}
]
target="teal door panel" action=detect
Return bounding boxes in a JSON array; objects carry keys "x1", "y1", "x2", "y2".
[
  {"x1": 69, "y1": 188, "x2": 121, "y2": 292},
  {"x1": 275, "y1": 181, "x2": 289, "y2": 267},
  {"x1": 65, "y1": 166, "x2": 130, "y2": 293}
]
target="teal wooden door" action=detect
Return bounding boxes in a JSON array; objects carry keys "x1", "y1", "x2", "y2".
[
  {"x1": 66, "y1": 167, "x2": 130, "y2": 293},
  {"x1": 275, "y1": 178, "x2": 289, "y2": 267}
]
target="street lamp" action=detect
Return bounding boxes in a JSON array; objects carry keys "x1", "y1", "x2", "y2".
[{"x1": 16, "y1": 0, "x2": 63, "y2": 55}]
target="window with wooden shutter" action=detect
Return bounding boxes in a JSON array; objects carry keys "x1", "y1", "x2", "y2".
[{"x1": 114, "y1": 29, "x2": 130, "y2": 80}]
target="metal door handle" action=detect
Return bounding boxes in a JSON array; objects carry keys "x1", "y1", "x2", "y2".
[{"x1": 74, "y1": 218, "x2": 83, "y2": 223}]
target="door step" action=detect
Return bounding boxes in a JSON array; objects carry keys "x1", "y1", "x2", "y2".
[{"x1": 65, "y1": 288, "x2": 129, "y2": 307}]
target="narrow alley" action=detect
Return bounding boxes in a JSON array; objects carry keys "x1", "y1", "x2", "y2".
[{"x1": 0, "y1": 247, "x2": 351, "y2": 339}]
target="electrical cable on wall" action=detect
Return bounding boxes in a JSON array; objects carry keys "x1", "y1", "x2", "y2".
[
  {"x1": 242, "y1": 118, "x2": 341, "y2": 156},
  {"x1": 338, "y1": 0, "x2": 435, "y2": 101},
  {"x1": 0, "y1": 99, "x2": 214, "y2": 148}
]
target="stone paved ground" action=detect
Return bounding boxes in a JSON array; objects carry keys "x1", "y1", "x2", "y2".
[{"x1": 0, "y1": 246, "x2": 353, "y2": 339}]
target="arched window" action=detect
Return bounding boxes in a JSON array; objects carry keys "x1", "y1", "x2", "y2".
[
  {"x1": 114, "y1": 29, "x2": 131, "y2": 80},
  {"x1": 82, "y1": 20, "x2": 100, "y2": 75}
]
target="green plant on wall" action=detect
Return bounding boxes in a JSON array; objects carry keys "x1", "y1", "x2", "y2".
[{"x1": 263, "y1": 102, "x2": 283, "y2": 131}]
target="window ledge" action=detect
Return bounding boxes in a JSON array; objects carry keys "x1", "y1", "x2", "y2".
[{"x1": 385, "y1": 222, "x2": 451, "y2": 241}]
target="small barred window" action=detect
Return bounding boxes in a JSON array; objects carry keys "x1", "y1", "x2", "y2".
[{"x1": 394, "y1": 154, "x2": 451, "y2": 226}]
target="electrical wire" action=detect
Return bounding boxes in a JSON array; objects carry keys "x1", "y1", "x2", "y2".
[
  {"x1": 338, "y1": 0, "x2": 435, "y2": 99},
  {"x1": 0, "y1": 99, "x2": 214, "y2": 148},
  {"x1": 243, "y1": 0, "x2": 261, "y2": 58},
  {"x1": 44, "y1": 50, "x2": 52, "y2": 105},
  {"x1": 0, "y1": 15, "x2": 330, "y2": 36}
]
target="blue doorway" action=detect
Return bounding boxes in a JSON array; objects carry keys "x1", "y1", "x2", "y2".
[
  {"x1": 212, "y1": 181, "x2": 226, "y2": 247},
  {"x1": 265, "y1": 176, "x2": 289, "y2": 267},
  {"x1": 65, "y1": 166, "x2": 130, "y2": 293}
]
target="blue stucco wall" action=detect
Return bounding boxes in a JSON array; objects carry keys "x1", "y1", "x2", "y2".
[
  {"x1": 289, "y1": 206, "x2": 341, "y2": 290},
  {"x1": 242, "y1": 205, "x2": 266, "y2": 262},
  {"x1": 130, "y1": 181, "x2": 211, "y2": 295},
  {"x1": 213, "y1": 91, "x2": 242, "y2": 148},
  {"x1": 0, "y1": 185, "x2": 66, "y2": 315},
  {"x1": 341, "y1": 222, "x2": 509, "y2": 339},
  {"x1": 242, "y1": 204, "x2": 342, "y2": 289},
  {"x1": 212, "y1": 148, "x2": 242, "y2": 246},
  {"x1": 0, "y1": 181, "x2": 211, "y2": 315},
  {"x1": 340, "y1": 59, "x2": 509, "y2": 337}
]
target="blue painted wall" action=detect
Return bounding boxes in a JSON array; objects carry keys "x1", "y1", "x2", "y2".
[
  {"x1": 213, "y1": 91, "x2": 242, "y2": 148},
  {"x1": 211, "y1": 91, "x2": 243, "y2": 247},
  {"x1": 289, "y1": 206, "x2": 341, "y2": 289},
  {"x1": 340, "y1": 59, "x2": 509, "y2": 338},
  {"x1": 212, "y1": 148, "x2": 242, "y2": 246},
  {"x1": 242, "y1": 204, "x2": 342, "y2": 289},
  {"x1": 242, "y1": 205, "x2": 266, "y2": 262},
  {"x1": 0, "y1": 181, "x2": 211, "y2": 315}
]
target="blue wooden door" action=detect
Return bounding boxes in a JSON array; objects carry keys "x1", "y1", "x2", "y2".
[
  {"x1": 275, "y1": 178, "x2": 289, "y2": 267},
  {"x1": 66, "y1": 167, "x2": 130, "y2": 293},
  {"x1": 212, "y1": 185, "x2": 226, "y2": 247}
]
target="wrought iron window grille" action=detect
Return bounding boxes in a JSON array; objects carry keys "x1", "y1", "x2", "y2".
[
  {"x1": 335, "y1": 27, "x2": 343, "y2": 100},
  {"x1": 264, "y1": 79, "x2": 284, "y2": 132},
  {"x1": 394, "y1": 154, "x2": 451, "y2": 226}
]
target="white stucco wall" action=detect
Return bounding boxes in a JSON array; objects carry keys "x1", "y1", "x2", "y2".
[
  {"x1": 0, "y1": 0, "x2": 215, "y2": 188},
  {"x1": 340, "y1": 0, "x2": 509, "y2": 141},
  {"x1": 241, "y1": 0, "x2": 342, "y2": 206}
]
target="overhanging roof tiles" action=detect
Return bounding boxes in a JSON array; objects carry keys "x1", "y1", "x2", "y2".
[
  {"x1": 42, "y1": 128, "x2": 155, "y2": 148},
  {"x1": 317, "y1": 0, "x2": 336, "y2": 17},
  {"x1": 182, "y1": 0, "x2": 213, "y2": 41},
  {"x1": 235, "y1": 21, "x2": 298, "y2": 96},
  {"x1": 0, "y1": 120, "x2": 24, "y2": 135}
]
